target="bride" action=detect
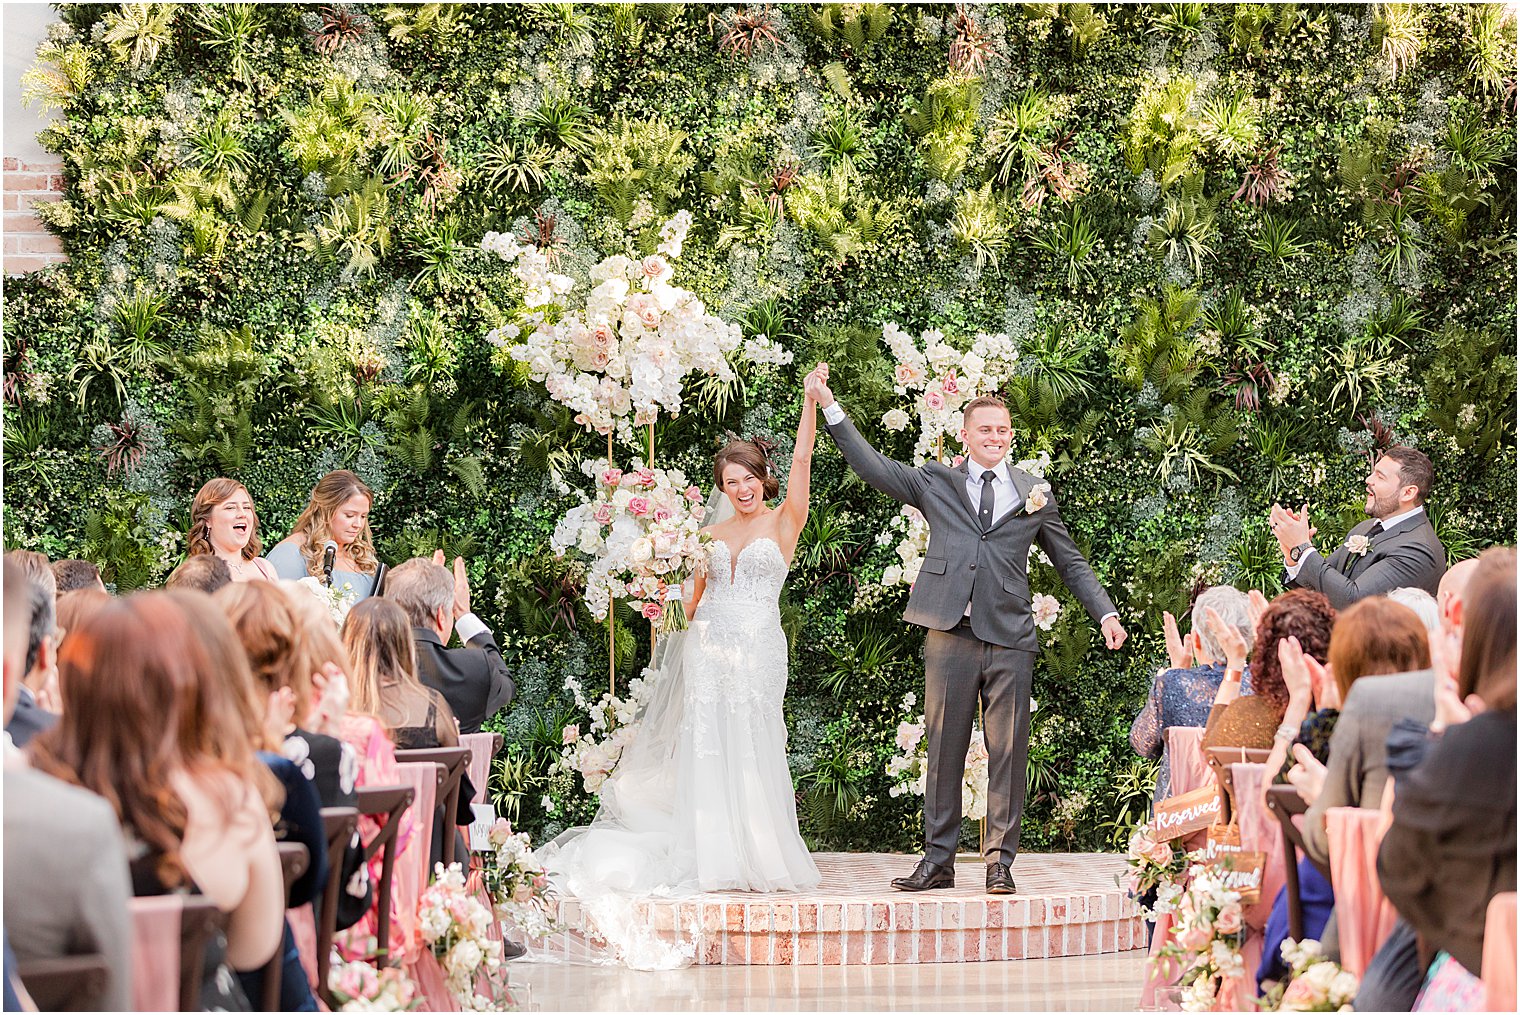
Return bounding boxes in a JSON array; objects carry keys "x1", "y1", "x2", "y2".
[{"x1": 538, "y1": 380, "x2": 823, "y2": 965}]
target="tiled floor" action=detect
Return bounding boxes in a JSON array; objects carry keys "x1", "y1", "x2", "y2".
[{"x1": 507, "y1": 949, "x2": 1148, "y2": 1011}]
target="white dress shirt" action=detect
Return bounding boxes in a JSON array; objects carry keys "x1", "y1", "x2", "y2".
[{"x1": 1285, "y1": 505, "x2": 1425, "y2": 579}]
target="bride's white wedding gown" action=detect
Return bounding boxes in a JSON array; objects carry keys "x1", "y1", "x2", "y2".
[{"x1": 538, "y1": 536, "x2": 821, "y2": 967}]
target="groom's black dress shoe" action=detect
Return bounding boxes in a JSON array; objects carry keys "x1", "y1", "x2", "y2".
[
  {"x1": 986, "y1": 862, "x2": 1017, "y2": 895},
  {"x1": 891, "y1": 859, "x2": 955, "y2": 892}
]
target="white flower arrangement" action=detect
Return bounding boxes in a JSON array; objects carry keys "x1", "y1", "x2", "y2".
[
  {"x1": 554, "y1": 665, "x2": 662, "y2": 794},
  {"x1": 885, "y1": 706, "x2": 990, "y2": 821},
  {"x1": 1264, "y1": 939, "x2": 1359, "y2": 1012},
  {"x1": 878, "y1": 322, "x2": 1023, "y2": 466},
  {"x1": 326, "y1": 957, "x2": 420, "y2": 1012},
  {"x1": 480, "y1": 818, "x2": 556, "y2": 941},
  {"x1": 482, "y1": 211, "x2": 789, "y2": 436},
  {"x1": 550, "y1": 459, "x2": 710, "y2": 632},
  {"x1": 297, "y1": 576, "x2": 359, "y2": 626},
  {"x1": 1157, "y1": 860, "x2": 1249, "y2": 1012},
  {"x1": 416, "y1": 862, "x2": 504, "y2": 1010}
]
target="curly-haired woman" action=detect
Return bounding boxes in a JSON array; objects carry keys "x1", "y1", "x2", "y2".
[{"x1": 267, "y1": 470, "x2": 381, "y2": 601}]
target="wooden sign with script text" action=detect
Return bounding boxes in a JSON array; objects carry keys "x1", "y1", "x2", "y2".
[
  {"x1": 1150, "y1": 785, "x2": 1222, "y2": 842},
  {"x1": 1203, "y1": 823, "x2": 1266, "y2": 905}
]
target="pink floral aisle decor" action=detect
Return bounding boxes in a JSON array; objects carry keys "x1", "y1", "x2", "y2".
[
  {"x1": 417, "y1": 862, "x2": 507, "y2": 1011},
  {"x1": 1261, "y1": 939, "x2": 1359, "y2": 1012},
  {"x1": 1155, "y1": 859, "x2": 1249, "y2": 1012},
  {"x1": 555, "y1": 664, "x2": 661, "y2": 794},
  {"x1": 481, "y1": 819, "x2": 556, "y2": 941},
  {"x1": 1123, "y1": 826, "x2": 1190, "y2": 901},
  {"x1": 326, "y1": 956, "x2": 420, "y2": 1012}
]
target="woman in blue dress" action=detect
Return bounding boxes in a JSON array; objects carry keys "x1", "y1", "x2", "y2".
[{"x1": 267, "y1": 470, "x2": 382, "y2": 601}]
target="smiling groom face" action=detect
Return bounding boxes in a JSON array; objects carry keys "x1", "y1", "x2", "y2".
[{"x1": 959, "y1": 404, "x2": 1013, "y2": 471}]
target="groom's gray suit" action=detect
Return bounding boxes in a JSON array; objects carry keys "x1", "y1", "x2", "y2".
[{"x1": 822, "y1": 409, "x2": 1117, "y2": 867}]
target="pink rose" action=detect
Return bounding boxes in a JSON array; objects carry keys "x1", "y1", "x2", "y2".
[
  {"x1": 942, "y1": 371, "x2": 960, "y2": 394},
  {"x1": 1177, "y1": 925, "x2": 1211, "y2": 951},
  {"x1": 895, "y1": 364, "x2": 918, "y2": 385},
  {"x1": 574, "y1": 412, "x2": 590, "y2": 427},
  {"x1": 628, "y1": 496, "x2": 651, "y2": 516},
  {"x1": 685, "y1": 485, "x2": 702, "y2": 502},
  {"x1": 640, "y1": 255, "x2": 672, "y2": 284},
  {"x1": 635, "y1": 468, "x2": 656, "y2": 487},
  {"x1": 601, "y1": 468, "x2": 623, "y2": 487},
  {"x1": 641, "y1": 601, "x2": 663, "y2": 621},
  {"x1": 591, "y1": 322, "x2": 615, "y2": 350},
  {"x1": 561, "y1": 724, "x2": 580, "y2": 745},
  {"x1": 951, "y1": 454, "x2": 965, "y2": 467},
  {"x1": 513, "y1": 882, "x2": 534, "y2": 903},
  {"x1": 925, "y1": 390, "x2": 946, "y2": 411},
  {"x1": 593, "y1": 504, "x2": 614, "y2": 526},
  {"x1": 1146, "y1": 841, "x2": 1174, "y2": 866},
  {"x1": 654, "y1": 507, "x2": 671, "y2": 522},
  {"x1": 1214, "y1": 904, "x2": 1242, "y2": 934}
]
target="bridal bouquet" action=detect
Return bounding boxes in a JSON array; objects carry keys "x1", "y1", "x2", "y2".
[
  {"x1": 1156, "y1": 861, "x2": 1249, "y2": 1012},
  {"x1": 326, "y1": 957, "x2": 420, "y2": 1012},
  {"x1": 550, "y1": 459, "x2": 709, "y2": 634},
  {"x1": 417, "y1": 862, "x2": 505, "y2": 1009},
  {"x1": 876, "y1": 322, "x2": 1023, "y2": 465},
  {"x1": 885, "y1": 697, "x2": 991, "y2": 821},
  {"x1": 297, "y1": 575, "x2": 360, "y2": 626},
  {"x1": 483, "y1": 209, "x2": 790, "y2": 436},
  {"x1": 1263, "y1": 939, "x2": 1359, "y2": 1012},
  {"x1": 481, "y1": 818, "x2": 556, "y2": 940}
]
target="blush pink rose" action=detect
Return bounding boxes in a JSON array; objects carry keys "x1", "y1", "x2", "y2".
[
  {"x1": 942, "y1": 371, "x2": 960, "y2": 394},
  {"x1": 1146, "y1": 841, "x2": 1174, "y2": 866},
  {"x1": 641, "y1": 601, "x2": 663, "y2": 621},
  {"x1": 601, "y1": 467, "x2": 623, "y2": 486},
  {"x1": 653, "y1": 507, "x2": 672, "y2": 522},
  {"x1": 628, "y1": 496, "x2": 651, "y2": 516},
  {"x1": 593, "y1": 504, "x2": 614, "y2": 526},
  {"x1": 561, "y1": 724, "x2": 580, "y2": 745},
  {"x1": 925, "y1": 390, "x2": 946, "y2": 411},
  {"x1": 951, "y1": 454, "x2": 965, "y2": 467},
  {"x1": 1177, "y1": 925, "x2": 1211, "y2": 951},
  {"x1": 895, "y1": 364, "x2": 918, "y2": 385},
  {"x1": 635, "y1": 468, "x2": 656, "y2": 487},
  {"x1": 1214, "y1": 904, "x2": 1242, "y2": 934},
  {"x1": 685, "y1": 485, "x2": 702, "y2": 502}
]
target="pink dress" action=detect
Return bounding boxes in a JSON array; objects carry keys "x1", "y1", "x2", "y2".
[{"x1": 336, "y1": 714, "x2": 418, "y2": 965}]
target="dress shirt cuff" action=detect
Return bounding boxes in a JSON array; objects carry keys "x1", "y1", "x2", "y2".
[
  {"x1": 1284, "y1": 548, "x2": 1317, "y2": 581},
  {"x1": 454, "y1": 612, "x2": 490, "y2": 644},
  {"x1": 1099, "y1": 611, "x2": 1118, "y2": 625},
  {"x1": 821, "y1": 402, "x2": 846, "y2": 426}
]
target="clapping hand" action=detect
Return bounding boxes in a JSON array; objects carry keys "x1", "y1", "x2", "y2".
[
  {"x1": 1285, "y1": 743, "x2": 1328, "y2": 806},
  {"x1": 307, "y1": 661, "x2": 350, "y2": 732},
  {"x1": 433, "y1": 549, "x2": 472, "y2": 618},
  {"x1": 1162, "y1": 611, "x2": 1191, "y2": 670},
  {"x1": 1247, "y1": 589, "x2": 1269, "y2": 627},
  {"x1": 1269, "y1": 502, "x2": 1316, "y2": 556},
  {"x1": 1202, "y1": 605, "x2": 1248, "y2": 669}
]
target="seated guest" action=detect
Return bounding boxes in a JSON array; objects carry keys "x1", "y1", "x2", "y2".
[
  {"x1": 29, "y1": 593, "x2": 284, "y2": 1004},
  {"x1": 385, "y1": 554, "x2": 514, "y2": 734},
  {"x1": 50, "y1": 558, "x2": 105, "y2": 594},
  {"x1": 187, "y1": 478, "x2": 280, "y2": 583},
  {"x1": 1379, "y1": 547, "x2": 1516, "y2": 991},
  {"x1": 1386, "y1": 586, "x2": 1440, "y2": 642},
  {"x1": 56, "y1": 587, "x2": 111, "y2": 648},
  {"x1": 6, "y1": 579, "x2": 58, "y2": 747},
  {"x1": 268, "y1": 470, "x2": 381, "y2": 601},
  {"x1": 1131, "y1": 584, "x2": 1254, "y2": 803},
  {"x1": 1203, "y1": 589, "x2": 1335, "y2": 750},
  {"x1": 2, "y1": 560, "x2": 133, "y2": 1011},
  {"x1": 165, "y1": 553, "x2": 232, "y2": 594}
]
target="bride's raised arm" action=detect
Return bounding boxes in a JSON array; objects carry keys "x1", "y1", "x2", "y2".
[{"x1": 778, "y1": 382, "x2": 818, "y2": 553}]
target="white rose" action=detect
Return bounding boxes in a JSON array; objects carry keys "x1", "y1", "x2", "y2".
[
  {"x1": 881, "y1": 408, "x2": 911, "y2": 431},
  {"x1": 1025, "y1": 483, "x2": 1050, "y2": 513}
]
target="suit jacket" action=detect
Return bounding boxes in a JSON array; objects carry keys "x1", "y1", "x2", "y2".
[
  {"x1": 3, "y1": 765, "x2": 134, "y2": 1011},
  {"x1": 1303, "y1": 668, "x2": 1434, "y2": 867},
  {"x1": 1287, "y1": 510, "x2": 1446, "y2": 610},
  {"x1": 825, "y1": 413, "x2": 1116, "y2": 651},
  {"x1": 412, "y1": 626, "x2": 514, "y2": 735},
  {"x1": 4, "y1": 687, "x2": 56, "y2": 749}
]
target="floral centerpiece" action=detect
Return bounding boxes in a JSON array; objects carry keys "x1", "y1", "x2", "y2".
[
  {"x1": 885, "y1": 694, "x2": 992, "y2": 821},
  {"x1": 1262, "y1": 939, "x2": 1359, "y2": 1012},
  {"x1": 417, "y1": 862, "x2": 505, "y2": 1010},
  {"x1": 550, "y1": 459, "x2": 710, "y2": 633},
  {"x1": 480, "y1": 818, "x2": 556, "y2": 941},
  {"x1": 1156, "y1": 860, "x2": 1249, "y2": 1012},
  {"x1": 482, "y1": 210, "x2": 790, "y2": 440},
  {"x1": 326, "y1": 958, "x2": 420, "y2": 1012}
]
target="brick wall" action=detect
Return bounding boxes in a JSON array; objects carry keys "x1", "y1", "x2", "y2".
[{"x1": 3, "y1": 158, "x2": 66, "y2": 276}]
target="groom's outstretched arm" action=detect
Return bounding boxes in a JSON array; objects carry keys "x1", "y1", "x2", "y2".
[{"x1": 818, "y1": 402, "x2": 928, "y2": 510}]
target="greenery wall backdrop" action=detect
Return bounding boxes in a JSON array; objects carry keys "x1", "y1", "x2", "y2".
[{"x1": 4, "y1": 2, "x2": 1515, "y2": 853}]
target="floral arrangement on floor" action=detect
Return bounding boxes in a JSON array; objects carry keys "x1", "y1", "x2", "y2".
[
  {"x1": 550, "y1": 458, "x2": 709, "y2": 629},
  {"x1": 326, "y1": 957, "x2": 420, "y2": 1012},
  {"x1": 1155, "y1": 860, "x2": 1248, "y2": 1012},
  {"x1": 417, "y1": 862, "x2": 505, "y2": 1011},
  {"x1": 885, "y1": 694, "x2": 991, "y2": 821},
  {"x1": 484, "y1": 208, "x2": 789, "y2": 440},
  {"x1": 556, "y1": 665, "x2": 661, "y2": 794},
  {"x1": 1261, "y1": 939, "x2": 1359, "y2": 1012},
  {"x1": 1122, "y1": 826, "x2": 1190, "y2": 900},
  {"x1": 481, "y1": 818, "x2": 556, "y2": 941}
]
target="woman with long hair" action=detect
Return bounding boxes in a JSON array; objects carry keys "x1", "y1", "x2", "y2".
[
  {"x1": 341, "y1": 597, "x2": 461, "y2": 751},
  {"x1": 267, "y1": 470, "x2": 381, "y2": 600},
  {"x1": 187, "y1": 477, "x2": 279, "y2": 582},
  {"x1": 28, "y1": 592, "x2": 285, "y2": 1001}
]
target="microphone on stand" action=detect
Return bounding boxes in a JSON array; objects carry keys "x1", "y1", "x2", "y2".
[{"x1": 321, "y1": 540, "x2": 338, "y2": 587}]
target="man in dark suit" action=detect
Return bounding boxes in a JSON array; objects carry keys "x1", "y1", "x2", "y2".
[
  {"x1": 1272, "y1": 446, "x2": 1446, "y2": 610},
  {"x1": 808, "y1": 364, "x2": 1126, "y2": 894},
  {"x1": 384, "y1": 555, "x2": 514, "y2": 734}
]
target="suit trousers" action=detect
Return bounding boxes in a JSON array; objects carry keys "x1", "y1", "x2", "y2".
[{"x1": 922, "y1": 621, "x2": 1036, "y2": 867}]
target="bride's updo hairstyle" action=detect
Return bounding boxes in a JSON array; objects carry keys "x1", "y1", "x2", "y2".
[{"x1": 713, "y1": 440, "x2": 780, "y2": 500}]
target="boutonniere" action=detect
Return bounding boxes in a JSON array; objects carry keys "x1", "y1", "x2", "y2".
[
  {"x1": 1346, "y1": 534, "x2": 1373, "y2": 556},
  {"x1": 1025, "y1": 482, "x2": 1051, "y2": 514}
]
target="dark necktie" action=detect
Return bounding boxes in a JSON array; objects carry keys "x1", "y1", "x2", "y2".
[
  {"x1": 1368, "y1": 521, "x2": 1385, "y2": 537},
  {"x1": 979, "y1": 471, "x2": 996, "y2": 530}
]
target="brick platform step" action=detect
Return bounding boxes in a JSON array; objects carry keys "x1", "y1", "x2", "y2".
[{"x1": 542, "y1": 852, "x2": 1143, "y2": 966}]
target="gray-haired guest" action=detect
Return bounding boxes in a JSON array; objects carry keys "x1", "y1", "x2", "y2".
[
  {"x1": 383, "y1": 555, "x2": 514, "y2": 734},
  {"x1": 1130, "y1": 585, "x2": 1256, "y2": 804}
]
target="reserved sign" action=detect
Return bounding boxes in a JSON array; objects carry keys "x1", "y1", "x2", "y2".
[
  {"x1": 1150, "y1": 785, "x2": 1222, "y2": 842},
  {"x1": 1213, "y1": 850, "x2": 1266, "y2": 905}
]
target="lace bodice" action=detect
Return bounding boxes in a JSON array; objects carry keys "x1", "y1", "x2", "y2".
[{"x1": 699, "y1": 537, "x2": 788, "y2": 613}]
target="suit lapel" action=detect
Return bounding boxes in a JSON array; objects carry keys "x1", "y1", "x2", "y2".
[{"x1": 953, "y1": 460, "x2": 981, "y2": 527}]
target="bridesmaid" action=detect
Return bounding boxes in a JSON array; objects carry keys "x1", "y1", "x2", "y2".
[
  {"x1": 267, "y1": 470, "x2": 381, "y2": 601},
  {"x1": 186, "y1": 478, "x2": 280, "y2": 582}
]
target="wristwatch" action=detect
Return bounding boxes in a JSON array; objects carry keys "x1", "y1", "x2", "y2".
[{"x1": 1288, "y1": 542, "x2": 1312, "y2": 564}]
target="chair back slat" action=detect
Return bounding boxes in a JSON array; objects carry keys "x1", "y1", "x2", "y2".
[
  {"x1": 459, "y1": 732, "x2": 500, "y2": 805},
  {"x1": 260, "y1": 844, "x2": 312, "y2": 1010},
  {"x1": 15, "y1": 954, "x2": 109, "y2": 1012},
  {"x1": 176, "y1": 896, "x2": 227, "y2": 1013},
  {"x1": 395, "y1": 746, "x2": 471, "y2": 867},
  {"x1": 316, "y1": 807, "x2": 359, "y2": 1009},
  {"x1": 354, "y1": 784, "x2": 415, "y2": 966}
]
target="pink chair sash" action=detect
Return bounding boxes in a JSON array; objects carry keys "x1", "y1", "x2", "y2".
[
  {"x1": 129, "y1": 896, "x2": 183, "y2": 1013},
  {"x1": 1326, "y1": 806, "x2": 1399, "y2": 977},
  {"x1": 1483, "y1": 892, "x2": 1517, "y2": 1012},
  {"x1": 287, "y1": 902, "x2": 321, "y2": 998},
  {"x1": 459, "y1": 732, "x2": 494, "y2": 806},
  {"x1": 1167, "y1": 726, "x2": 1211, "y2": 799},
  {"x1": 394, "y1": 760, "x2": 451, "y2": 1011}
]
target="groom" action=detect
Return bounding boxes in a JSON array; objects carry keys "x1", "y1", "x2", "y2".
[{"x1": 805, "y1": 364, "x2": 1126, "y2": 894}]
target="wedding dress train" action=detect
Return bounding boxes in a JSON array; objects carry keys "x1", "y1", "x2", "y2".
[{"x1": 538, "y1": 536, "x2": 820, "y2": 968}]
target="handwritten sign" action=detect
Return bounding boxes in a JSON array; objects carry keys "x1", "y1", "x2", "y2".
[
  {"x1": 1150, "y1": 785, "x2": 1222, "y2": 842},
  {"x1": 468, "y1": 802, "x2": 497, "y2": 853},
  {"x1": 1203, "y1": 822, "x2": 1265, "y2": 905}
]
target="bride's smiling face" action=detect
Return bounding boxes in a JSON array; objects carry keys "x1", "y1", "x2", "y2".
[{"x1": 721, "y1": 464, "x2": 766, "y2": 516}]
